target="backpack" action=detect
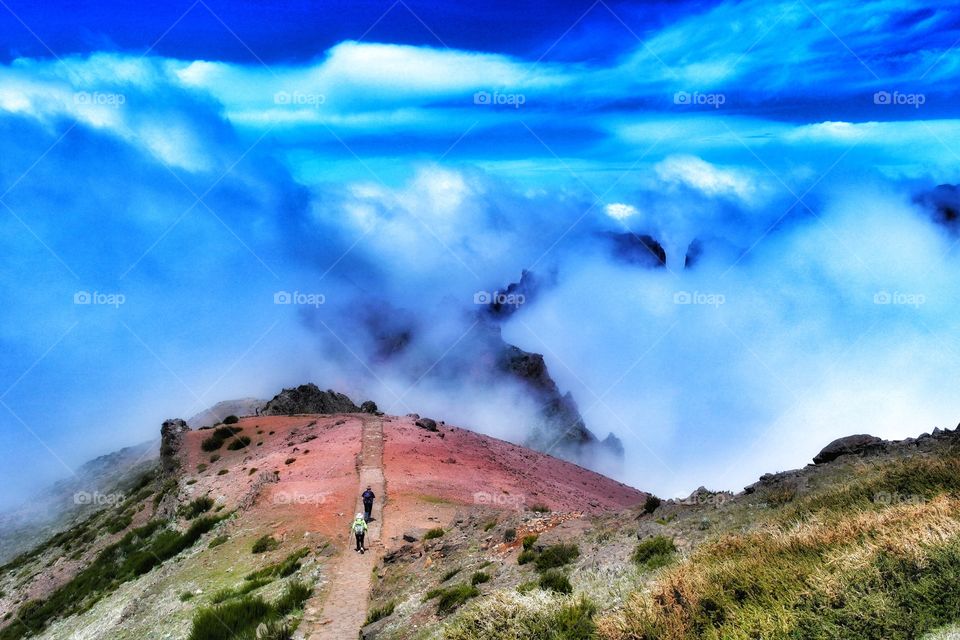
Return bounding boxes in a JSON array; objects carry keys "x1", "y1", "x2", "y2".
[{"x1": 353, "y1": 520, "x2": 365, "y2": 534}]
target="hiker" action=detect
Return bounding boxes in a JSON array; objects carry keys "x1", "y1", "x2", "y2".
[
  {"x1": 361, "y1": 486, "x2": 375, "y2": 522},
  {"x1": 352, "y1": 513, "x2": 368, "y2": 553}
]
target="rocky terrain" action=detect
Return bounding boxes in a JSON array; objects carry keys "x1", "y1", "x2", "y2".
[{"x1": 2, "y1": 387, "x2": 960, "y2": 640}]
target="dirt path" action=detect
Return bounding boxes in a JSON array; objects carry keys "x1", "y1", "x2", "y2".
[{"x1": 298, "y1": 416, "x2": 384, "y2": 639}]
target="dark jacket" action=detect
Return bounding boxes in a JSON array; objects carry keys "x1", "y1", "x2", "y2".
[{"x1": 361, "y1": 489, "x2": 375, "y2": 504}]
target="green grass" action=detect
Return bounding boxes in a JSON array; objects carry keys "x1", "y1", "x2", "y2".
[
  {"x1": 538, "y1": 569, "x2": 572, "y2": 594},
  {"x1": 522, "y1": 534, "x2": 539, "y2": 550},
  {"x1": 208, "y1": 535, "x2": 229, "y2": 549},
  {"x1": 227, "y1": 436, "x2": 252, "y2": 450},
  {"x1": 483, "y1": 519, "x2": 498, "y2": 531},
  {"x1": 246, "y1": 548, "x2": 310, "y2": 581},
  {"x1": 187, "y1": 580, "x2": 311, "y2": 640},
  {"x1": 632, "y1": 536, "x2": 677, "y2": 571},
  {"x1": 251, "y1": 536, "x2": 280, "y2": 554},
  {"x1": 440, "y1": 567, "x2": 462, "y2": 582},
  {"x1": 180, "y1": 496, "x2": 215, "y2": 520},
  {"x1": 365, "y1": 601, "x2": 396, "y2": 625},
  {"x1": 432, "y1": 584, "x2": 479, "y2": 614},
  {"x1": 529, "y1": 503, "x2": 551, "y2": 513},
  {"x1": 445, "y1": 594, "x2": 597, "y2": 640},
  {"x1": 1, "y1": 516, "x2": 222, "y2": 640},
  {"x1": 201, "y1": 426, "x2": 244, "y2": 452},
  {"x1": 534, "y1": 544, "x2": 580, "y2": 572},
  {"x1": 210, "y1": 578, "x2": 272, "y2": 603},
  {"x1": 607, "y1": 453, "x2": 960, "y2": 640},
  {"x1": 518, "y1": 549, "x2": 537, "y2": 565},
  {"x1": 471, "y1": 571, "x2": 491, "y2": 586},
  {"x1": 423, "y1": 527, "x2": 445, "y2": 541},
  {"x1": 504, "y1": 528, "x2": 517, "y2": 543}
]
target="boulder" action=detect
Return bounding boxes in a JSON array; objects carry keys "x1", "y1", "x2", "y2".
[
  {"x1": 360, "y1": 400, "x2": 379, "y2": 414},
  {"x1": 415, "y1": 417, "x2": 438, "y2": 432},
  {"x1": 813, "y1": 434, "x2": 883, "y2": 464},
  {"x1": 261, "y1": 384, "x2": 360, "y2": 415}
]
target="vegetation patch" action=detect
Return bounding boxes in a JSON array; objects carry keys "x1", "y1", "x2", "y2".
[
  {"x1": 180, "y1": 496, "x2": 215, "y2": 520},
  {"x1": 365, "y1": 601, "x2": 396, "y2": 625},
  {"x1": 227, "y1": 436, "x2": 252, "y2": 451},
  {"x1": 471, "y1": 571, "x2": 491, "y2": 586},
  {"x1": 201, "y1": 426, "x2": 244, "y2": 452},
  {"x1": 631, "y1": 536, "x2": 677, "y2": 572},
  {"x1": 1, "y1": 516, "x2": 223, "y2": 640},
  {"x1": 423, "y1": 528, "x2": 445, "y2": 541},
  {"x1": 246, "y1": 549, "x2": 309, "y2": 581},
  {"x1": 444, "y1": 592, "x2": 597, "y2": 640},
  {"x1": 187, "y1": 580, "x2": 310, "y2": 640},
  {"x1": 533, "y1": 544, "x2": 580, "y2": 572},
  {"x1": 538, "y1": 569, "x2": 572, "y2": 594},
  {"x1": 251, "y1": 536, "x2": 281, "y2": 554}
]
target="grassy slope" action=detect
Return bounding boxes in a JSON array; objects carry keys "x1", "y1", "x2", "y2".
[{"x1": 364, "y1": 433, "x2": 960, "y2": 639}]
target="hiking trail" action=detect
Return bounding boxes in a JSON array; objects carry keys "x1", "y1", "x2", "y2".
[{"x1": 297, "y1": 415, "x2": 384, "y2": 639}]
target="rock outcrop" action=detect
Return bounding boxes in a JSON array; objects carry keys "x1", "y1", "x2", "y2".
[
  {"x1": 160, "y1": 419, "x2": 190, "y2": 475},
  {"x1": 813, "y1": 434, "x2": 883, "y2": 464},
  {"x1": 261, "y1": 384, "x2": 360, "y2": 415}
]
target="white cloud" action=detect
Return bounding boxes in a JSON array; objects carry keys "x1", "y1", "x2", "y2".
[
  {"x1": 655, "y1": 154, "x2": 754, "y2": 201},
  {"x1": 604, "y1": 203, "x2": 639, "y2": 220}
]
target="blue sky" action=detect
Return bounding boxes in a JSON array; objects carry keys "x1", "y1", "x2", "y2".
[{"x1": 2, "y1": 0, "x2": 960, "y2": 507}]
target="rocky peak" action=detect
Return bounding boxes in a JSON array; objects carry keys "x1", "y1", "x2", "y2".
[{"x1": 261, "y1": 383, "x2": 360, "y2": 415}]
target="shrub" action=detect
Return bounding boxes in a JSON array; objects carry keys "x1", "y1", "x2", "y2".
[
  {"x1": 201, "y1": 427, "x2": 244, "y2": 452},
  {"x1": 181, "y1": 497, "x2": 215, "y2": 520},
  {"x1": 436, "y1": 584, "x2": 479, "y2": 614},
  {"x1": 223, "y1": 415, "x2": 239, "y2": 424},
  {"x1": 209, "y1": 454, "x2": 220, "y2": 463},
  {"x1": 534, "y1": 544, "x2": 580, "y2": 572},
  {"x1": 227, "y1": 436, "x2": 251, "y2": 451},
  {"x1": 208, "y1": 535, "x2": 229, "y2": 549},
  {"x1": 248, "y1": 467, "x2": 258, "y2": 475},
  {"x1": 201, "y1": 436, "x2": 224, "y2": 452},
  {"x1": 529, "y1": 503, "x2": 551, "y2": 513},
  {"x1": 246, "y1": 549, "x2": 310, "y2": 581},
  {"x1": 424, "y1": 528, "x2": 445, "y2": 541},
  {"x1": 284, "y1": 458, "x2": 296, "y2": 465},
  {"x1": 483, "y1": 519, "x2": 498, "y2": 531},
  {"x1": 632, "y1": 535, "x2": 676, "y2": 571},
  {"x1": 504, "y1": 528, "x2": 517, "y2": 543},
  {"x1": 539, "y1": 569, "x2": 572, "y2": 594},
  {"x1": 187, "y1": 595, "x2": 271, "y2": 640},
  {"x1": 471, "y1": 571, "x2": 491, "y2": 586},
  {"x1": 106, "y1": 514, "x2": 133, "y2": 534},
  {"x1": 210, "y1": 578, "x2": 271, "y2": 604},
  {"x1": 642, "y1": 495, "x2": 662, "y2": 514},
  {"x1": 441, "y1": 567, "x2": 461, "y2": 582},
  {"x1": 251, "y1": 536, "x2": 280, "y2": 554},
  {"x1": 180, "y1": 591, "x2": 195, "y2": 601},
  {"x1": 444, "y1": 593, "x2": 597, "y2": 639},
  {"x1": 522, "y1": 534, "x2": 539, "y2": 550},
  {"x1": 518, "y1": 549, "x2": 537, "y2": 565},
  {"x1": 197, "y1": 463, "x2": 208, "y2": 473},
  {"x1": 274, "y1": 580, "x2": 311, "y2": 614},
  {"x1": 365, "y1": 601, "x2": 396, "y2": 625},
  {"x1": 217, "y1": 469, "x2": 229, "y2": 476}
]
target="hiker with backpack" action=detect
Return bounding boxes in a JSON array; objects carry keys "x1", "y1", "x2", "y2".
[
  {"x1": 361, "y1": 486, "x2": 375, "y2": 522},
  {"x1": 352, "y1": 513, "x2": 368, "y2": 553}
]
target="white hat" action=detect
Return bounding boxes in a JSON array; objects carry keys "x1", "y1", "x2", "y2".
[{"x1": 356, "y1": 513, "x2": 363, "y2": 519}]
